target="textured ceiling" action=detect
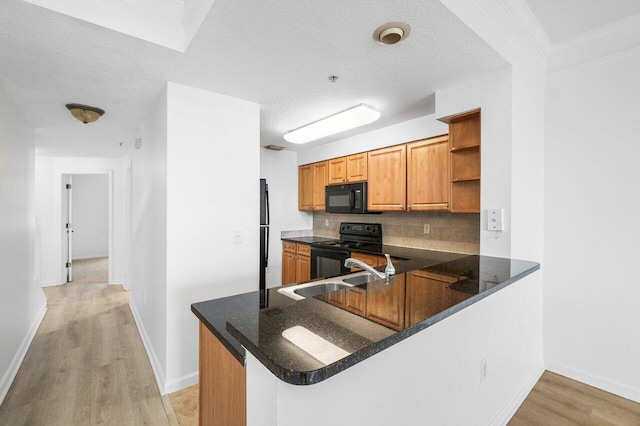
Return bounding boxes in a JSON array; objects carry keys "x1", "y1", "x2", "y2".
[
  {"x1": 0, "y1": 0, "x2": 508, "y2": 157},
  {"x1": 525, "y1": 0, "x2": 640, "y2": 43}
]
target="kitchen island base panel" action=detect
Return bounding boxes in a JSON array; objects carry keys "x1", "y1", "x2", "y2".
[
  {"x1": 199, "y1": 323, "x2": 246, "y2": 426},
  {"x1": 245, "y1": 272, "x2": 543, "y2": 426}
]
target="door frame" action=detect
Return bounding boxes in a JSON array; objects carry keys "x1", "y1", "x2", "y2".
[{"x1": 55, "y1": 168, "x2": 114, "y2": 285}]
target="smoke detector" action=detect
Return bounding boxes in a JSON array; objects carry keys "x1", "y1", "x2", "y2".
[{"x1": 373, "y1": 22, "x2": 411, "y2": 45}]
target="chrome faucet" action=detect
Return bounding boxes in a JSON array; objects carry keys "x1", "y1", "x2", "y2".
[{"x1": 344, "y1": 254, "x2": 396, "y2": 282}]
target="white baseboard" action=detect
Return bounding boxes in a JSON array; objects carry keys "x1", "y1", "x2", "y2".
[
  {"x1": 546, "y1": 361, "x2": 640, "y2": 404},
  {"x1": 129, "y1": 299, "x2": 167, "y2": 395},
  {"x1": 110, "y1": 279, "x2": 125, "y2": 286},
  {"x1": 72, "y1": 254, "x2": 108, "y2": 261},
  {"x1": 40, "y1": 280, "x2": 60, "y2": 287},
  {"x1": 0, "y1": 301, "x2": 47, "y2": 405},
  {"x1": 491, "y1": 361, "x2": 545, "y2": 426},
  {"x1": 164, "y1": 371, "x2": 199, "y2": 395}
]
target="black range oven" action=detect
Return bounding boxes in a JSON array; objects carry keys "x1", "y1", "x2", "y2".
[{"x1": 310, "y1": 222, "x2": 383, "y2": 280}]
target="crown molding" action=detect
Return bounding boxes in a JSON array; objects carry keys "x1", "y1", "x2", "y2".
[{"x1": 547, "y1": 12, "x2": 640, "y2": 73}]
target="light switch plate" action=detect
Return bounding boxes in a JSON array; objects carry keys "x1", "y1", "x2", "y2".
[
  {"x1": 487, "y1": 209, "x2": 504, "y2": 231},
  {"x1": 233, "y1": 230, "x2": 243, "y2": 244}
]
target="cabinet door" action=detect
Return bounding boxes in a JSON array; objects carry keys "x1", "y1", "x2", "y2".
[
  {"x1": 345, "y1": 287, "x2": 366, "y2": 316},
  {"x1": 326, "y1": 289, "x2": 346, "y2": 308},
  {"x1": 404, "y1": 270, "x2": 460, "y2": 327},
  {"x1": 298, "y1": 164, "x2": 314, "y2": 211},
  {"x1": 407, "y1": 136, "x2": 449, "y2": 211},
  {"x1": 366, "y1": 274, "x2": 406, "y2": 331},
  {"x1": 295, "y1": 255, "x2": 311, "y2": 283},
  {"x1": 312, "y1": 161, "x2": 328, "y2": 210},
  {"x1": 328, "y1": 157, "x2": 347, "y2": 184},
  {"x1": 367, "y1": 145, "x2": 407, "y2": 211},
  {"x1": 346, "y1": 153, "x2": 368, "y2": 182},
  {"x1": 199, "y1": 323, "x2": 246, "y2": 426},
  {"x1": 282, "y1": 251, "x2": 297, "y2": 285}
]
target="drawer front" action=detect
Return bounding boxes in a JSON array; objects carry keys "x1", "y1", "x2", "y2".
[
  {"x1": 283, "y1": 241, "x2": 296, "y2": 253},
  {"x1": 296, "y1": 244, "x2": 311, "y2": 256}
]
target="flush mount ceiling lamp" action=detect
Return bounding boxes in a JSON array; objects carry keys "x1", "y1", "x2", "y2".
[
  {"x1": 65, "y1": 103, "x2": 105, "y2": 124},
  {"x1": 284, "y1": 104, "x2": 381, "y2": 144},
  {"x1": 373, "y1": 22, "x2": 411, "y2": 45}
]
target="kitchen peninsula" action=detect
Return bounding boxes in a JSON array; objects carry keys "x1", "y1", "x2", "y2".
[{"x1": 192, "y1": 251, "x2": 540, "y2": 425}]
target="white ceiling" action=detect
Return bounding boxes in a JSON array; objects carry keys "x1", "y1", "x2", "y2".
[
  {"x1": 2, "y1": 0, "x2": 638, "y2": 158},
  {"x1": 525, "y1": 0, "x2": 640, "y2": 43},
  {"x1": 0, "y1": 0, "x2": 510, "y2": 157}
]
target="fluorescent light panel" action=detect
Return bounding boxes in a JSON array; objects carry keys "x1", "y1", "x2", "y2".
[{"x1": 284, "y1": 104, "x2": 381, "y2": 144}]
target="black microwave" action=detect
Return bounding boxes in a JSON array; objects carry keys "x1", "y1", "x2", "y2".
[{"x1": 325, "y1": 182, "x2": 371, "y2": 214}]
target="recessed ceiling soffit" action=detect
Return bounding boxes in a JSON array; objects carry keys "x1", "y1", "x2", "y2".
[{"x1": 20, "y1": 0, "x2": 215, "y2": 51}]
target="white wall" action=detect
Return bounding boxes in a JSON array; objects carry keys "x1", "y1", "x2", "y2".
[
  {"x1": 71, "y1": 174, "x2": 109, "y2": 259},
  {"x1": 247, "y1": 272, "x2": 543, "y2": 426},
  {"x1": 35, "y1": 156, "x2": 56, "y2": 286},
  {"x1": 544, "y1": 50, "x2": 640, "y2": 402},
  {"x1": 35, "y1": 157, "x2": 125, "y2": 285},
  {"x1": 127, "y1": 83, "x2": 261, "y2": 394},
  {"x1": 126, "y1": 86, "x2": 169, "y2": 392},
  {"x1": 260, "y1": 149, "x2": 313, "y2": 288},
  {"x1": 164, "y1": 82, "x2": 260, "y2": 392},
  {"x1": 0, "y1": 84, "x2": 47, "y2": 404}
]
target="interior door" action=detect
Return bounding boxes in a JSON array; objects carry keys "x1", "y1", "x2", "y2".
[{"x1": 62, "y1": 175, "x2": 73, "y2": 282}]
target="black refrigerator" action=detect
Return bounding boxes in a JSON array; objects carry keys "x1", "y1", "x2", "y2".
[{"x1": 259, "y1": 179, "x2": 269, "y2": 291}]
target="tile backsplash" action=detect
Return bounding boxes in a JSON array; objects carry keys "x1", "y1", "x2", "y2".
[{"x1": 313, "y1": 211, "x2": 480, "y2": 254}]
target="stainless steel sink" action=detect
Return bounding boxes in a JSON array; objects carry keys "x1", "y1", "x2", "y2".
[
  {"x1": 293, "y1": 282, "x2": 350, "y2": 298},
  {"x1": 342, "y1": 274, "x2": 381, "y2": 285},
  {"x1": 277, "y1": 271, "x2": 372, "y2": 301}
]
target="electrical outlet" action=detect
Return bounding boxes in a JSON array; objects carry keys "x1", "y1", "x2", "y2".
[
  {"x1": 423, "y1": 224, "x2": 430, "y2": 234},
  {"x1": 488, "y1": 209, "x2": 504, "y2": 231},
  {"x1": 325, "y1": 219, "x2": 329, "y2": 227},
  {"x1": 480, "y1": 357, "x2": 488, "y2": 383}
]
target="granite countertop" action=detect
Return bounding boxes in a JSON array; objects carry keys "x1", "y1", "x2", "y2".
[{"x1": 192, "y1": 254, "x2": 540, "y2": 386}]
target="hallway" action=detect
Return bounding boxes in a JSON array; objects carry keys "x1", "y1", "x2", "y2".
[{"x1": 0, "y1": 283, "x2": 176, "y2": 425}]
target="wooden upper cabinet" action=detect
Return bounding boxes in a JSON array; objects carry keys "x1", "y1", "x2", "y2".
[
  {"x1": 407, "y1": 135, "x2": 449, "y2": 211},
  {"x1": 298, "y1": 164, "x2": 314, "y2": 211},
  {"x1": 298, "y1": 161, "x2": 328, "y2": 211},
  {"x1": 346, "y1": 153, "x2": 368, "y2": 182},
  {"x1": 328, "y1": 157, "x2": 347, "y2": 184},
  {"x1": 328, "y1": 153, "x2": 368, "y2": 184},
  {"x1": 367, "y1": 145, "x2": 407, "y2": 211},
  {"x1": 312, "y1": 161, "x2": 328, "y2": 210},
  {"x1": 449, "y1": 109, "x2": 481, "y2": 213}
]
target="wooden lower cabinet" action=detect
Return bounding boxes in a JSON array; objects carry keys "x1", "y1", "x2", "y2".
[
  {"x1": 345, "y1": 287, "x2": 367, "y2": 316},
  {"x1": 404, "y1": 270, "x2": 463, "y2": 327},
  {"x1": 365, "y1": 274, "x2": 406, "y2": 331},
  {"x1": 282, "y1": 242, "x2": 311, "y2": 285},
  {"x1": 199, "y1": 323, "x2": 246, "y2": 426}
]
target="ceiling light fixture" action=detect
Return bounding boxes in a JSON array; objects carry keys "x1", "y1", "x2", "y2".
[
  {"x1": 284, "y1": 104, "x2": 381, "y2": 144},
  {"x1": 373, "y1": 22, "x2": 411, "y2": 45},
  {"x1": 65, "y1": 103, "x2": 105, "y2": 124}
]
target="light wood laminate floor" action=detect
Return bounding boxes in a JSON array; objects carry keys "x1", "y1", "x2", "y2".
[
  {"x1": 0, "y1": 283, "x2": 173, "y2": 425},
  {"x1": 509, "y1": 371, "x2": 640, "y2": 425}
]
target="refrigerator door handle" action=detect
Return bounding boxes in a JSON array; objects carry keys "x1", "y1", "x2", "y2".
[
  {"x1": 265, "y1": 183, "x2": 270, "y2": 226},
  {"x1": 265, "y1": 226, "x2": 269, "y2": 267}
]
